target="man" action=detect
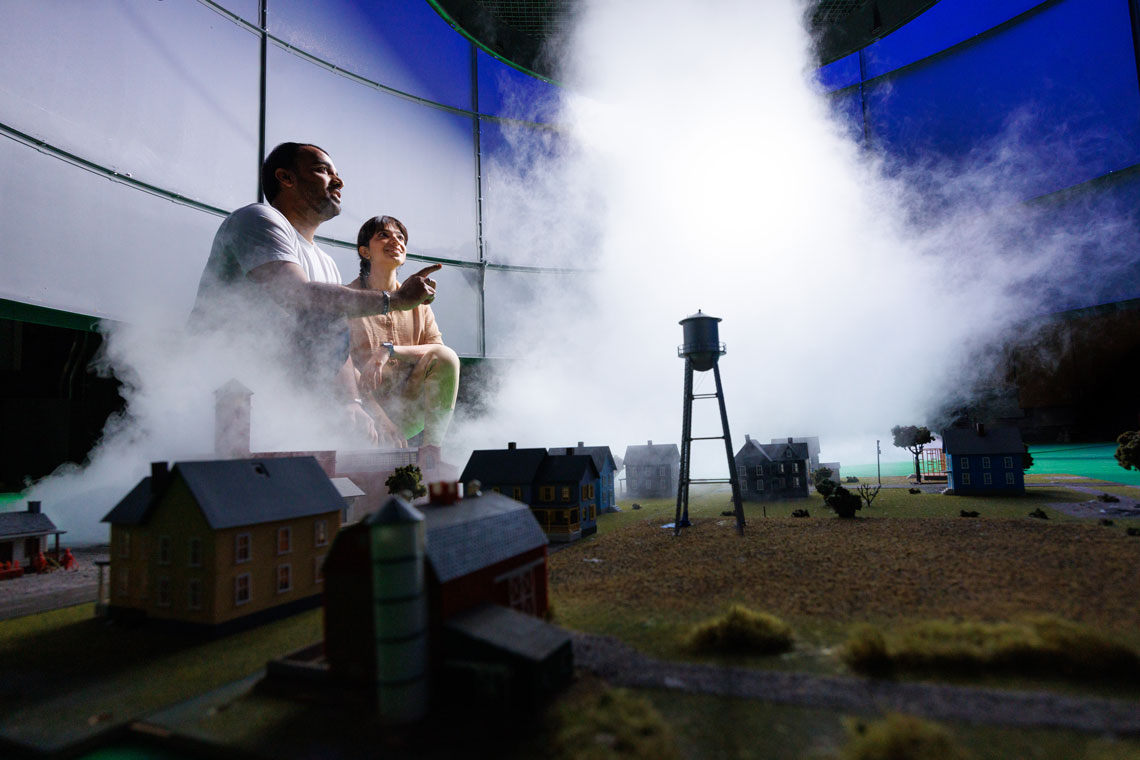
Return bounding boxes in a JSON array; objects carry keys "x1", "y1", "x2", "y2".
[{"x1": 191, "y1": 142, "x2": 440, "y2": 443}]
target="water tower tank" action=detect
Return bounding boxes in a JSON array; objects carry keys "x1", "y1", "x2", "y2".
[{"x1": 678, "y1": 310, "x2": 725, "y2": 372}]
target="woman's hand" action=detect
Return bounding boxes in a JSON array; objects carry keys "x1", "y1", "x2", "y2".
[{"x1": 360, "y1": 352, "x2": 390, "y2": 393}]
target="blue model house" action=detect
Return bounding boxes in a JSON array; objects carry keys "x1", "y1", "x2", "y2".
[
  {"x1": 943, "y1": 424, "x2": 1026, "y2": 494},
  {"x1": 548, "y1": 442, "x2": 619, "y2": 514},
  {"x1": 461, "y1": 443, "x2": 599, "y2": 542}
]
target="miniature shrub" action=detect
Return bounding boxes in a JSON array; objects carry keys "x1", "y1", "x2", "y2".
[
  {"x1": 1028, "y1": 508, "x2": 1049, "y2": 519},
  {"x1": 791, "y1": 508, "x2": 811, "y2": 518},
  {"x1": 827, "y1": 486, "x2": 863, "y2": 519},
  {"x1": 839, "y1": 713, "x2": 968, "y2": 760},
  {"x1": 554, "y1": 687, "x2": 678, "y2": 760},
  {"x1": 1127, "y1": 527, "x2": 1140, "y2": 537},
  {"x1": 842, "y1": 617, "x2": 1140, "y2": 681},
  {"x1": 685, "y1": 605, "x2": 794, "y2": 655},
  {"x1": 842, "y1": 624, "x2": 893, "y2": 676}
]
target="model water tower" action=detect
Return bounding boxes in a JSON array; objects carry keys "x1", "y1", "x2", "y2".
[{"x1": 674, "y1": 311, "x2": 745, "y2": 536}]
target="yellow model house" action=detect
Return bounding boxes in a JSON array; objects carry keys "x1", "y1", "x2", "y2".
[{"x1": 102, "y1": 457, "x2": 342, "y2": 634}]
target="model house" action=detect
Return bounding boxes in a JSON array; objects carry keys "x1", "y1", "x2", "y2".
[
  {"x1": 0, "y1": 501, "x2": 64, "y2": 570},
  {"x1": 772, "y1": 436, "x2": 821, "y2": 471},
  {"x1": 460, "y1": 443, "x2": 599, "y2": 542},
  {"x1": 623, "y1": 440, "x2": 680, "y2": 498},
  {"x1": 735, "y1": 435, "x2": 811, "y2": 501},
  {"x1": 321, "y1": 488, "x2": 569, "y2": 722},
  {"x1": 943, "y1": 424, "x2": 1026, "y2": 494},
  {"x1": 549, "y1": 442, "x2": 619, "y2": 513},
  {"x1": 101, "y1": 457, "x2": 343, "y2": 633}
]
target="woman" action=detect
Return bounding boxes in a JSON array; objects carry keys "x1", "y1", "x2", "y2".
[{"x1": 349, "y1": 215, "x2": 460, "y2": 453}]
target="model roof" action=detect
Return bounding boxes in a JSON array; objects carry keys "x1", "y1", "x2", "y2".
[
  {"x1": 444, "y1": 603, "x2": 571, "y2": 663},
  {"x1": 623, "y1": 442, "x2": 680, "y2": 466},
  {"x1": 460, "y1": 447, "x2": 548, "y2": 485},
  {"x1": 942, "y1": 427, "x2": 1025, "y2": 455},
  {"x1": 422, "y1": 491, "x2": 547, "y2": 583},
  {"x1": 737, "y1": 438, "x2": 809, "y2": 462},
  {"x1": 102, "y1": 457, "x2": 344, "y2": 530},
  {"x1": 536, "y1": 454, "x2": 599, "y2": 483},
  {"x1": 0, "y1": 508, "x2": 63, "y2": 541},
  {"x1": 548, "y1": 445, "x2": 617, "y2": 475}
]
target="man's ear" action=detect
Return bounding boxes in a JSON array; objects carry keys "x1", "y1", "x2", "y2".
[{"x1": 275, "y1": 166, "x2": 295, "y2": 189}]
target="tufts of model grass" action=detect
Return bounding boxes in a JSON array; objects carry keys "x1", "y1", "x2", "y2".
[
  {"x1": 842, "y1": 616, "x2": 1140, "y2": 681},
  {"x1": 684, "y1": 605, "x2": 794, "y2": 656},
  {"x1": 840, "y1": 713, "x2": 968, "y2": 760},
  {"x1": 553, "y1": 686, "x2": 678, "y2": 760}
]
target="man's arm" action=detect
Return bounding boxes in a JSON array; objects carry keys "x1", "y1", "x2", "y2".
[{"x1": 247, "y1": 261, "x2": 442, "y2": 318}]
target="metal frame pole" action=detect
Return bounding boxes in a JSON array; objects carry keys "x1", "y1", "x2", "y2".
[
  {"x1": 673, "y1": 359, "x2": 694, "y2": 535},
  {"x1": 713, "y1": 363, "x2": 745, "y2": 535}
]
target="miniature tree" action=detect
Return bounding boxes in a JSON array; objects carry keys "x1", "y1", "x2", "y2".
[
  {"x1": 812, "y1": 467, "x2": 837, "y2": 499},
  {"x1": 1115, "y1": 431, "x2": 1140, "y2": 471},
  {"x1": 826, "y1": 486, "x2": 862, "y2": 519},
  {"x1": 891, "y1": 425, "x2": 935, "y2": 483},
  {"x1": 858, "y1": 483, "x2": 881, "y2": 509},
  {"x1": 385, "y1": 464, "x2": 427, "y2": 498},
  {"x1": 1022, "y1": 443, "x2": 1034, "y2": 472}
]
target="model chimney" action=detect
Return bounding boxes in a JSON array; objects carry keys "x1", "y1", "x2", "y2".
[
  {"x1": 27, "y1": 500, "x2": 41, "y2": 514},
  {"x1": 151, "y1": 462, "x2": 170, "y2": 494},
  {"x1": 976, "y1": 423, "x2": 986, "y2": 436},
  {"x1": 745, "y1": 434, "x2": 751, "y2": 443},
  {"x1": 578, "y1": 441, "x2": 584, "y2": 447},
  {"x1": 788, "y1": 437, "x2": 794, "y2": 444},
  {"x1": 647, "y1": 440, "x2": 653, "y2": 446},
  {"x1": 214, "y1": 379, "x2": 253, "y2": 458},
  {"x1": 507, "y1": 442, "x2": 516, "y2": 450}
]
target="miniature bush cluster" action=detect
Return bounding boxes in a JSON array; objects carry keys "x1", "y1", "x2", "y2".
[
  {"x1": 842, "y1": 616, "x2": 1140, "y2": 681},
  {"x1": 554, "y1": 687, "x2": 677, "y2": 760},
  {"x1": 685, "y1": 605, "x2": 794, "y2": 655},
  {"x1": 839, "y1": 713, "x2": 968, "y2": 760},
  {"x1": 827, "y1": 486, "x2": 863, "y2": 519}
]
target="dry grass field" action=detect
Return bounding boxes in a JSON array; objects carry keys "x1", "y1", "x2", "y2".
[{"x1": 549, "y1": 488, "x2": 1140, "y2": 677}]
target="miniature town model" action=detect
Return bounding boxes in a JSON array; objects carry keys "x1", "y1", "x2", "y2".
[
  {"x1": 943, "y1": 424, "x2": 1027, "y2": 494},
  {"x1": 101, "y1": 457, "x2": 345, "y2": 633},
  {"x1": 548, "y1": 442, "x2": 620, "y2": 513},
  {"x1": 460, "y1": 443, "x2": 599, "y2": 541},
  {"x1": 773, "y1": 436, "x2": 821, "y2": 471},
  {"x1": 623, "y1": 440, "x2": 680, "y2": 498},
  {"x1": 0, "y1": 500, "x2": 64, "y2": 577},
  {"x1": 734, "y1": 435, "x2": 811, "y2": 501},
  {"x1": 277, "y1": 485, "x2": 571, "y2": 722}
]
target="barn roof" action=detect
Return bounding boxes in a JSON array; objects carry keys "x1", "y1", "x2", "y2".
[
  {"x1": 460, "y1": 447, "x2": 548, "y2": 484},
  {"x1": 537, "y1": 454, "x2": 598, "y2": 483},
  {"x1": 0, "y1": 509, "x2": 63, "y2": 541},
  {"x1": 423, "y1": 491, "x2": 547, "y2": 583},
  {"x1": 102, "y1": 457, "x2": 343, "y2": 529},
  {"x1": 623, "y1": 442, "x2": 679, "y2": 466},
  {"x1": 445, "y1": 603, "x2": 571, "y2": 663},
  {"x1": 942, "y1": 427, "x2": 1024, "y2": 455},
  {"x1": 548, "y1": 445, "x2": 617, "y2": 475}
]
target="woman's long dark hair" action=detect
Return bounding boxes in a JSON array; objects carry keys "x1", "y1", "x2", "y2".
[{"x1": 356, "y1": 215, "x2": 409, "y2": 285}]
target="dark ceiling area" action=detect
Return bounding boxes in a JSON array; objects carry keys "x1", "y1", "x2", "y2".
[{"x1": 432, "y1": 0, "x2": 941, "y2": 80}]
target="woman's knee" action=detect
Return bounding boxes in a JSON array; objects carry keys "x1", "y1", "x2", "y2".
[{"x1": 428, "y1": 344, "x2": 460, "y2": 377}]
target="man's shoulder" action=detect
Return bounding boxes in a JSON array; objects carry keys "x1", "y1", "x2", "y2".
[{"x1": 226, "y1": 202, "x2": 292, "y2": 230}]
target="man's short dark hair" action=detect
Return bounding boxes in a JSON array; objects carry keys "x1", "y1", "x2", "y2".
[{"x1": 261, "y1": 142, "x2": 327, "y2": 203}]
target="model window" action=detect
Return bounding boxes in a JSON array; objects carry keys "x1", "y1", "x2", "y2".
[
  {"x1": 188, "y1": 537, "x2": 202, "y2": 567},
  {"x1": 235, "y1": 573, "x2": 251, "y2": 605},
  {"x1": 512, "y1": 486, "x2": 523, "y2": 500},
  {"x1": 158, "y1": 535, "x2": 172, "y2": 566},
  {"x1": 756, "y1": 479, "x2": 764, "y2": 491},
  {"x1": 235, "y1": 533, "x2": 251, "y2": 564},
  {"x1": 277, "y1": 527, "x2": 292, "y2": 555},
  {"x1": 156, "y1": 576, "x2": 171, "y2": 607},
  {"x1": 540, "y1": 486, "x2": 554, "y2": 502},
  {"x1": 588, "y1": 483, "x2": 595, "y2": 499},
  {"x1": 581, "y1": 485, "x2": 589, "y2": 500},
  {"x1": 983, "y1": 473, "x2": 992, "y2": 485},
  {"x1": 792, "y1": 477, "x2": 800, "y2": 488},
  {"x1": 961, "y1": 457, "x2": 970, "y2": 469},
  {"x1": 560, "y1": 486, "x2": 571, "y2": 502},
  {"x1": 962, "y1": 473, "x2": 971, "y2": 485},
  {"x1": 1004, "y1": 456, "x2": 1013, "y2": 469},
  {"x1": 187, "y1": 578, "x2": 202, "y2": 610},
  {"x1": 277, "y1": 564, "x2": 292, "y2": 594},
  {"x1": 779, "y1": 463, "x2": 786, "y2": 474},
  {"x1": 314, "y1": 520, "x2": 328, "y2": 547},
  {"x1": 754, "y1": 465, "x2": 762, "y2": 476},
  {"x1": 314, "y1": 555, "x2": 325, "y2": 584},
  {"x1": 740, "y1": 480, "x2": 748, "y2": 491},
  {"x1": 793, "y1": 462, "x2": 800, "y2": 472},
  {"x1": 116, "y1": 568, "x2": 129, "y2": 597},
  {"x1": 982, "y1": 457, "x2": 991, "y2": 469},
  {"x1": 1005, "y1": 472, "x2": 1014, "y2": 485},
  {"x1": 119, "y1": 531, "x2": 131, "y2": 559},
  {"x1": 590, "y1": 504, "x2": 596, "y2": 520}
]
